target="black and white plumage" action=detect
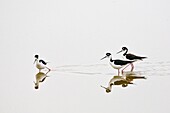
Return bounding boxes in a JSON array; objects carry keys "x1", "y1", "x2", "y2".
[
  {"x1": 101, "y1": 53, "x2": 134, "y2": 75},
  {"x1": 117, "y1": 47, "x2": 147, "y2": 71},
  {"x1": 39, "y1": 59, "x2": 47, "y2": 65},
  {"x1": 33, "y1": 55, "x2": 50, "y2": 72},
  {"x1": 117, "y1": 47, "x2": 147, "y2": 60}
]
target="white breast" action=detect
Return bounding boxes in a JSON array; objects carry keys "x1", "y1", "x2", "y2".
[
  {"x1": 36, "y1": 62, "x2": 46, "y2": 69},
  {"x1": 109, "y1": 62, "x2": 123, "y2": 69}
]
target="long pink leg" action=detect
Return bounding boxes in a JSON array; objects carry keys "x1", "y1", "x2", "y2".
[
  {"x1": 118, "y1": 69, "x2": 120, "y2": 76},
  {"x1": 46, "y1": 67, "x2": 51, "y2": 73},
  {"x1": 131, "y1": 63, "x2": 134, "y2": 72},
  {"x1": 121, "y1": 64, "x2": 131, "y2": 74}
]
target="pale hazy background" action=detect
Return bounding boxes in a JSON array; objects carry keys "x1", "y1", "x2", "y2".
[{"x1": 0, "y1": 0, "x2": 170, "y2": 113}]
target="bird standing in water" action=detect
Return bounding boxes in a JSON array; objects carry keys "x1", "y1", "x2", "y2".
[
  {"x1": 117, "y1": 47, "x2": 147, "y2": 72},
  {"x1": 101, "y1": 53, "x2": 134, "y2": 75},
  {"x1": 33, "y1": 55, "x2": 51, "y2": 72}
]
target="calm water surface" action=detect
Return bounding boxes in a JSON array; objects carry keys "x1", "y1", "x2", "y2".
[{"x1": 53, "y1": 59, "x2": 170, "y2": 77}]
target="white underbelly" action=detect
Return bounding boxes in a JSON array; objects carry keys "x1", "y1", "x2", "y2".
[
  {"x1": 109, "y1": 62, "x2": 124, "y2": 69},
  {"x1": 36, "y1": 63, "x2": 45, "y2": 69}
]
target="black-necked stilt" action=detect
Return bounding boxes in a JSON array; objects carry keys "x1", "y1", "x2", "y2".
[
  {"x1": 101, "y1": 53, "x2": 134, "y2": 75},
  {"x1": 33, "y1": 55, "x2": 51, "y2": 72},
  {"x1": 34, "y1": 71, "x2": 50, "y2": 89},
  {"x1": 101, "y1": 76, "x2": 133, "y2": 93},
  {"x1": 117, "y1": 47, "x2": 147, "y2": 71}
]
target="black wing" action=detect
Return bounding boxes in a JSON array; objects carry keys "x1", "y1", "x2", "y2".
[
  {"x1": 113, "y1": 60, "x2": 133, "y2": 66},
  {"x1": 39, "y1": 60, "x2": 47, "y2": 65},
  {"x1": 126, "y1": 53, "x2": 147, "y2": 60}
]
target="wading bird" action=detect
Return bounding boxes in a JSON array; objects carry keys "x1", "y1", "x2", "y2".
[
  {"x1": 33, "y1": 55, "x2": 51, "y2": 72},
  {"x1": 117, "y1": 47, "x2": 147, "y2": 72},
  {"x1": 101, "y1": 53, "x2": 134, "y2": 75}
]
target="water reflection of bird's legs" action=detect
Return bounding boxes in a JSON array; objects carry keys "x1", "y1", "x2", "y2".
[
  {"x1": 40, "y1": 69, "x2": 50, "y2": 82},
  {"x1": 40, "y1": 76, "x2": 49, "y2": 82}
]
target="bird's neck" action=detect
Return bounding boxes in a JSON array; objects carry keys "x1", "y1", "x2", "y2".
[
  {"x1": 35, "y1": 59, "x2": 38, "y2": 64},
  {"x1": 123, "y1": 49, "x2": 128, "y2": 56},
  {"x1": 108, "y1": 84, "x2": 113, "y2": 91},
  {"x1": 109, "y1": 56, "x2": 114, "y2": 62}
]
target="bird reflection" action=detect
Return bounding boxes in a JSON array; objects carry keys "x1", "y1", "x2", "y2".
[
  {"x1": 34, "y1": 71, "x2": 50, "y2": 89},
  {"x1": 101, "y1": 76, "x2": 134, "y2": 93},
  {"x1": 101, "y1": 72, "x2": 146, "y2": 93},
  {"x1": 123, "y1": 71, "x2": 147, "y2": 82}
]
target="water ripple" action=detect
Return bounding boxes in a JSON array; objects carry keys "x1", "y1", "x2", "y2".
[{"x1": 53, "y1": 61, "x2": 170, "y2": 76}]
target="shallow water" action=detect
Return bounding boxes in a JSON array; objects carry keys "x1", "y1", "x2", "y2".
[
  {"x1": 46, "y1": 59, "x2": 170, "y2": 95},
  {"x1": 52, "y1": 60, "x2": 170, "y2": 77}
]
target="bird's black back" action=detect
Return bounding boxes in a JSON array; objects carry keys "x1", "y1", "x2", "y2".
[
  {"x1": 126, "y1": 54, "x2": 147, "y2": 60},
  {"x1": 39, "y1": 60, "x2": 47, "y2": 65},
  {"x1": 113, "y1": 59, "x2": 133, "y2": 66}
]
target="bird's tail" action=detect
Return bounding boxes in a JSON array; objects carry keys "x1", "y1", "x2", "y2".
[{"x1": 139, "y1": 56, "x2": 147, "y2": 60}]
